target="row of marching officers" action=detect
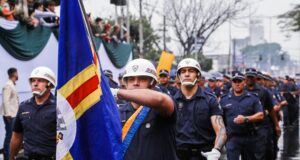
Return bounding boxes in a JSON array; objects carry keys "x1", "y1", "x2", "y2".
[{"x1": 110, "y1": 57, "x2": 296, "y2": 160}]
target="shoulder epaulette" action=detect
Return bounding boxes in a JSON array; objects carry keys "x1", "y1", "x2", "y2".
[
  {"x1": 204, "y1": 90, "x2": 216, "y2": 98},
  {"x1": 248, "y1": 92, "x2": 258, "y2": 97},
  {"x1": 221, "y1": 93, "x2": 229, "y2": 99},
  {"x1": 20, "y1": 98, "x2": 31, "y2": 105}
]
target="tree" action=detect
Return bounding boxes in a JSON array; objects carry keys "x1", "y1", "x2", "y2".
[
  {"x1": 278, "y1": 4, "x2": 300, "y2": 32},
  {"x1": 166, "y1": 0, "x2": 246, "y2": 57},
  {"x1": 129, "y1": 16, "x2": 161, "y2": 60}
]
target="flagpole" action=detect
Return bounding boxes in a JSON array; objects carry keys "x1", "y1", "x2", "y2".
[{"x1": 78, "y1": 0, "x2": 98, "y2": 57}]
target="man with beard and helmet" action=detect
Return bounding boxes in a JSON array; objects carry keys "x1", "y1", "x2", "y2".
[
  {"x1": 174, "y1": 58, "x2": 227, "y2": 160},
  {"x1": 10, "y1": 67, "x2": 56, "y2": 160},
  {"x1": 114, "y1": 59, "x2": 177, "y2": 160},
  {"x1": 244, "y1": 68, "x2": 279, "y2": 160}
]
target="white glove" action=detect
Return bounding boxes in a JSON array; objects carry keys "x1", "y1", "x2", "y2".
[
  {"x1": 110, "y1": 88, "x2": 120, "y2": 98},
  {"x1": 201, "y1": 148, "x2": 221, "y2": 160}
]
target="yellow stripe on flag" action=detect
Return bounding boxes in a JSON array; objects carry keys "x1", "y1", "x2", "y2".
[
  {"x1": 73, "y1": 88, "x2": 101, "y2": 119},
  {"x1": 156, "y1": 51, "x2": 175, "y2": 75},
  {"x1": 62, "y1": 152, "x2": 73, "y2": 160},
  {"x1": 58, "y1": 64, "x2": 96, "y2": 98}
]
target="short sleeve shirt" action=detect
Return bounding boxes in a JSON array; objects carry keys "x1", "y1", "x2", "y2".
[
  {"x1": 220, "y1": 92, "x2": 263, "y2": 135},
  {"x1": 13, "y1": 94, "x2": 56, "y2": 156},
  {"x1": 245, "y1": 84, "x2": 274, "y2": 127},
  {"x1": 174, "y1": 87, "x2": 222, "y2": 148}
]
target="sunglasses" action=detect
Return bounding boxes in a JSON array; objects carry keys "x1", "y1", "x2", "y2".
[{"x1": 232, "y1": 79, "x2": 243, "y2": 83}]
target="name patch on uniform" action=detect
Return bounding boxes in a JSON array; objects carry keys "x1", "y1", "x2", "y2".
[
  {"x1": 21, "y1": 112, "x2": 30, "y2": 115},
  {"x1": 225, "y1": 104, "x2": 232, "y2": 107}
]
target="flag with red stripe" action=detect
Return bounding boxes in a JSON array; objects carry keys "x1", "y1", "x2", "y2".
[{"x1": 56, "y1": 0, "x2": 122, "y2": 159}]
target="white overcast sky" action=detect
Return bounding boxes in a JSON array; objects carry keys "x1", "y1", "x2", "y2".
[{"x1": 83, "y1": 0, "x2": 300, "y2": 61}]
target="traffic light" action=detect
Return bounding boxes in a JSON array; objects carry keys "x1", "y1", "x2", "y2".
[
  {"x1": 110, "y1": 0, "x2": 126, "y2": 6},
  {"x1": 259, "y1": 55, "x2": 262, "y2": 61},
  {"x1": 281, "y1": 54, "x2": 285, "y2": 60}
]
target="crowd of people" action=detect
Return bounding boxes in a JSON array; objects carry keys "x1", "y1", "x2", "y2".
[
  {"x1": 0, "y1": 57, "x2": 299, "y2": 160},
  {"x1": 88, "y1": 14, "x2": 130, "y2": 43},
  {"x1": 106, "y1": 57, "x2": 300, "y2": 160},
  {"x1": 0, "y1": 0, "x2": 59, "y2": 28},
  {"x1": 0, "y1": 0, "x2": 129, "y2": 44}
]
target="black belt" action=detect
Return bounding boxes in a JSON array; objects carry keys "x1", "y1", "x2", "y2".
[
  {"x1": 176, "y1": 145, "x2": 212, "y2": 153},
  {"x1": 27, "y1": 154, "x2": 55, "y2": 160},
  {"x1": 229, "y1": 131, "x2": 257, "y2": 137},
  {"x1": 177, "y1": 147, "x2": 202, "y2": 153}
]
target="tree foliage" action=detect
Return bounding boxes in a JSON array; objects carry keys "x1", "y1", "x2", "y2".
[
  {"x1": 129, "y1": 16, "x2": 161, "y2": 60},
  {"x1": 166, "y1": 0, "x2": 246, "y2": 56},
  {"x1": 278, "y1": 4, "x2": 300, "y2": 32}
]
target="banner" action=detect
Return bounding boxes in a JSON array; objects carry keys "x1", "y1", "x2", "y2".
[{"x1": 156, "y1": 51, "x2": 175, "y2": 75}]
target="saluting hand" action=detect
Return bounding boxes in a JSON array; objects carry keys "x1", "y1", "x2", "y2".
[{"x1": 233, "y1": 115, "x2": 245, "y2": 124}]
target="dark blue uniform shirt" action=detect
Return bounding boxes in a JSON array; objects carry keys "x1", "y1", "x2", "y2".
[
  {"x1": 174, "y1": 87, "x2": 222, "y2": 148},
  {"x1": 205, "y1": 87, "x2": 222, "y2": 98},
  {"x1": 13, "y1": 94, "x2": 56, "y2": 156},
  {"x1": 220, "y1": 92, "x2": 263, "y2": 135},
  {"x1": 158, "y1": 84, "x2": 171, "y2": 95},
  {"x1": 266, "y1": 88, "x2": 277, "y2": 107},
  {"x1": 167, "y1": 85, "x2": 179, "y2": 97},
  {"x1": 119, "y1": 102, "x2": 177, "y2": 160},
  {"x1": 158, "y1": 84, "x2": 179, "y2": 97},
  {"x1": 245, "y1": 84, "x2": 274, "y2": 127},
  {"x1": 280, "y1": 83, "x2": 298, "y2": 104},
  {"x1": 220, "y1": 87, "x2": 230, "y2": 97},
  {"x1": 272, "y1": 87, "x2": 285, "y2": 103}
]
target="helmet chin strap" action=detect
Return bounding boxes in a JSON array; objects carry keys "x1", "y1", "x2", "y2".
[
  {"x1": 32, "y1": 83, "x2": 50, "y2": 97},
  {"x1": 32, "y1": 88, "x2": 47, "y2": 97},
  {"x1": 180, "y1": 77, "x2": 198, "y2": 87}
]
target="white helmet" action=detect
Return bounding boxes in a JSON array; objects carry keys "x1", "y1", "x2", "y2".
[
  {"x1": 177, "y1": 58, "x2": 201, "y2": 87},
  {"x1": 29, "y1": 66, "x2": 56, "y2": 87},
  {"x1": 177, "y1": 58, "x2": 201, "y2": 74},
  {"x1": 123, "y1": 59, "x2": 157, "y2": 82}
]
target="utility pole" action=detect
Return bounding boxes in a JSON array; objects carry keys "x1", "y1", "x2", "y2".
[
  {"x1": 227, "y1": 20, "x2": 232, "y2": 74},
  {"x1": 232, "y1": 39, "x2": 236, "y2": 71},
  {"x1": 163, "y1": 15, "x2": 166, "y2": 51},
  {"x1": 115, "y1": 5, "x2": 118, "y2": 25},
  {"x1": 139, "y1": 0, "x2": 144, "y2": 57},
  {"x1": 121, "y1": 5, "x2": 124, "y2": 38},
  {"x1": 126, "y1": 0, "x2": 130, "y2": 42}
]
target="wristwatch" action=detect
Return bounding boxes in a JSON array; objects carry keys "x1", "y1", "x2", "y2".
[{"x1": 244, "y1": 117, "x2": 250, "y2": 123}]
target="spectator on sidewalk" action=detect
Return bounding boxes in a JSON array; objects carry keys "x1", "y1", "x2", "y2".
[{"x1": 1, "y1": 68, "x2": 19, "y2": 160}]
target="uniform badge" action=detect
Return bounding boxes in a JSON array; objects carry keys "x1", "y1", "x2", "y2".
[{"x1": 178, "y1": 102, "x2": 184, "y2": 110}]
